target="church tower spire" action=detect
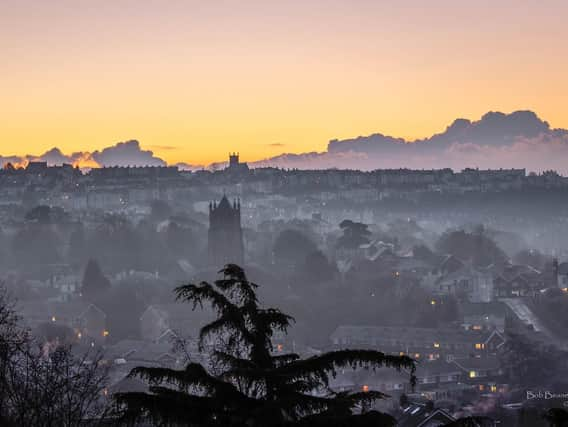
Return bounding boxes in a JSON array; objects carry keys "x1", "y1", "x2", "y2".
[{"x1": 208, "y1": 194, "x2": 244, "y2": 267}]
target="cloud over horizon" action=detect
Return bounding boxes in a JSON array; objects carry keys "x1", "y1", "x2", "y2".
[
  {"x1": 2, "y1": 111, "x2": 568, "y2": 173},
  {"x1": 0, "y1": 140, "x2": 167, "y2": 170},
  {"x1": 252, "y1": 110, "x2": 568, "y2": 173}
]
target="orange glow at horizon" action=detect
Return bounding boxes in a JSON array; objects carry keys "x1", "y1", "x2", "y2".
[
  {"x1": 71, "y1": 153, "x2": 100, "y2": 169},
  {"x1": 1, "y1": 1, "x2": 567, "y2": 166}
]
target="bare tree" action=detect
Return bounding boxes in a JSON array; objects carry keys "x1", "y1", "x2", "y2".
[
  {"x1": 0, "y1": 284, "x2": 110, "y2": 426},
  {"x1": 0, "y1": 285, "x2": 29, "y2": 423}
]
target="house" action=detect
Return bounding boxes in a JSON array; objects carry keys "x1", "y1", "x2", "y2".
[
  {"x1": 415, "y1": 359, "x2": 464, "y2": 389},
  {"x1": 334, "y1": 239, "x2": 396, "y2": 265},
  {"x1": 17, "y1": 300, "x2": 86, "y2": 331},
  {"x1": 411, "y1": 382, "x2": 475, "y2": 403},
  {"x1": 139, "y1": 305, "x2": 175, "y2": 342},
  {"x1": 330, "y1": 326, "x2": 505, "y2": 360},
  {"x1": 437, "y1": 255, "x2": 466, "y2": 275},
  {"x1": 452, "y1": 356, "x2": 505, "y2": 388},
  {"x1": 329, "y1": 366, "x2": 410, "y2": 395},
  {"x1": 557, "y1": 261, "x2": 568, "y2": 290},
  {"x1": 460, "y1": 301, "x2": 509, "y2": 332},
  {"x1": 77, "y1": 304, "x2": 108, "y2": 343},
  {"x1": 434, "y1": 266, "x2": 494, "y2": 303},
  {"x1": 104, "y1": 339, "x2": 176, "y2": 366},
  {"x1": 49, "y1": 274, "x2": 80, "y2": 301},
  {"x1": 394, "y1": 257, "x2": 434, "y2": 277},
  {"x1": 140, "y1": 303, "x2": 214, "y2": 342},
  {"x1": 493, "y1": 264, "x2": 543, "y2": 297}
]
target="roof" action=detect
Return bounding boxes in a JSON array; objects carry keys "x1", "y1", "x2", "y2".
[
  {"x1": 104, "y1": 339, "x2": 174, "y2": 362},
  {"x1": 79, "y1": 303, "x2": 107, "y2": 319},
  {"x1": 416, "y1": 360, "x2": 463, "y2": 377},
  {"x1": 436, "y1": 265, "x2": 488, "y2": 286},
  {"x1": 460, "y1": 301, "x2": 508, "y2": 317},
  {"x1": 141, "y1": 303, "x2": 215, "y2": 336},
  {"x1": 452, "y1": 356, "x2": 501, "y2": 372},
  {"x1": 330, "y1": 367, "x2": 409, "y2": 390},
  {"x1": 398, "y1": 404, "x2": 456, "y2": 427},
  {"x1": 495, "y1": 264, "x2": 542, "y2": 283},
  {"x1": 109, "y1": 376, "x2": 148, "y2": 394},
  {"x1": 438, "y1": 255, "x2": 465, "y2": 273},
  {"x1": 16, "y1": 300, "x2": 87, "y2": 325},
  {"x1": 395, "y1": 257, "x2": 433, "y2": 272},
  {"x1": 330, "y1": 325, "x2": 490, "y2": 345}
]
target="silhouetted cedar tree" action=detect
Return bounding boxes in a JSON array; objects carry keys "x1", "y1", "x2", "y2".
[
  {"x1": 543, "y1": 408, "x2": 568, "y2": 427},
  {"x1": 115, "y1": 264, "x2": 416, "y2": 426}
]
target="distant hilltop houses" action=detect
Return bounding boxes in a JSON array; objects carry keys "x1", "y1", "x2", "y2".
[
  {"x1": 1, "y1": 154, "x2": 566, "y2": 186},
  {"x1": 0, "y1": 154, "x2": 567, "y2": 213}
]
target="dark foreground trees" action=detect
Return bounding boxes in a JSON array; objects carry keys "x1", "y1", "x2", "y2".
[
  {"x1": 115, "y1": 264, "x2": 417, "y2": 426},
  {"x1": 0, "y1": 286, "x2": 109, "y2": 426},
  {"x1": 2, "y1": 345, "x2": 109, "y2": 426}
]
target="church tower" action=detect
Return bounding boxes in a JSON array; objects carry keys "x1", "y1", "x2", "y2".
[
  {"x1": 208, "y1": 195, "x2": 244, "y2": 267},
  {"x1": 229, "y1": 152, "x2": 240, "y2": 168}
]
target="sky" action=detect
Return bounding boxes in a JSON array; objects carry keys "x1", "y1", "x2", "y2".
[{"x1": 1, "y1": 0, "x2": 567, "y2": 165}]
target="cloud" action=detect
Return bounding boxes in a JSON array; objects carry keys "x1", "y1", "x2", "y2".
[
  {"x1": 147, "y1": 145, "x2": 179, "y2": 151},
  {"x1": 174, "y1": 162, "x2": 206, "y2": 171},
  {"x1": 252, "y1": 110, "x2": 568, "y2": 173},
  {"x1": 0, "y1": 140, "x2": 168, "y2": 170},
  {"x1": 2, "y1": 110, "x2": 568, "y2": 173},
  {"x1": 39, "y1": 148, "x2": 69, "y2": 165},
  {"x1": 91, "y1": 140, "x2": 166, "y2": 167},
  {"x1": 251, "y1": 151, "x2": 371, "y2": 170}
]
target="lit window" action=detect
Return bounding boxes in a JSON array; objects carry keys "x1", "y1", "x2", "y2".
[
  {"x1": 103, "y1": 330, "x2": 110, "y2": 337},
  {"x1": 433, "y1": 342, "x2": 440, "y2": 348},
  {"x1": 362, "y1": 385, "x2": 369, "y2": 393},
  {"x1": 491, "y1": 385, "x2": 497, "y2": 392},
  {"x1": 475, "y1": 343, "x2": 484, "y2": 350},
  {"x1": 472, "y1": 325, "x2": 482, "y2": 330},
  {"x1": 469, "y1": 371, "x2": 476, "y2": 378},
  {"x1": 414, "y1": 353, "x2": 420, "y2": 358},
  {"x1": 430, "y1": 300, "x2": 436, "y2": 305},
  {"x1": 277, "y1": 344, "x2": 283, "y2": 352},
  {"x1": 51, "y1": 316, "x2": 56, "y2": 322},
  {"x1": 479, "y1": 385, "x2": 484, "y2": 391},
  {"x1": 77, "y1": 332, "x2": 82, "y2": 339},
  {"x1": 399, "y1": 351, "x2": 405, "y2": 356}
]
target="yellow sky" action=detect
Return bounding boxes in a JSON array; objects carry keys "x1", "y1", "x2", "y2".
[{"x1": 1, "y1": 0, "x2": 567, "y2": 165}]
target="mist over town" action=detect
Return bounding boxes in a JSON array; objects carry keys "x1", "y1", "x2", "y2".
[
  {"x1": 2, "y1": 140, "x2": 568, "y2": 426},
  {"x1": 2, "y1": 1, "x2": 568, "y2": 426}
]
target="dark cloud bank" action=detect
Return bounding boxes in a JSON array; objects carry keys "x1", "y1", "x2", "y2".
[
  {"x1": 2, "y1": 111, "x2": 568, "y2": 173},
  {"x1": 0, "y1": 141, "x2": 167, "y2": 169},
  {"x1": 253, "y1": 110, "x2": 568, "y2": 173}
]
